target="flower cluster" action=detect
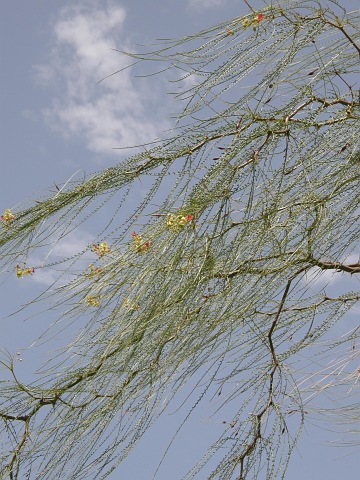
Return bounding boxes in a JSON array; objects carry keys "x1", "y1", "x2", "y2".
[
  {"x1": 92, "y1": 242, "x2": 111, "y2": 259},
  {"x1": 86, "y1": 242, "x2": 111, "y2": 306},
  {"x1": 1, "y1": 208, "x2": 15, "y2": 226},
  {"x1": 166, "y1": 213, "x2": 193, "y2": 230},
  {"x1": 88, "y1": 263, "x2": 102, "y2": 277},
  {"x1": 132, "y1": 231, "x2": 151, "y2": 253},
  {"x1": 16, "y1": 265, "x2": 35, "y2": 278},
  {"x1": 124, "y1": 297, "x2": 140, "y2": 311},
  {"x1": 87, "y1": 295, "x2": 100, "y2": 307},
  {"x1": 241, "y1": 13, "x2": 264, "y2": 29}
]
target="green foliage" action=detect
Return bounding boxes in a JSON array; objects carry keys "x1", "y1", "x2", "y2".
[{"x1": 1, "y1": 1, "x2": 359, "y2": 479}]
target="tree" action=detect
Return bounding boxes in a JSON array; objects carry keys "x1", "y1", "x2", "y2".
[{"x1": 1, "y1": 0, "x2": 359, "y2": 478}]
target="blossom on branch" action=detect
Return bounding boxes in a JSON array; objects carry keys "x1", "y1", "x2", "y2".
[
  {"x1": 87, "y1": 295, "x2": 100, "y2": 307},
  {"x1": 88, "y1": 263, "x2": 102, "y2": 277},
  {"x1": 241, "y1": 12, "x2": 264, "y2": 29},
  {"x1": 92, "y1": 242, "x2": 111, "y2": 259},
  {"x1": 124, "y1": 297, "x2": 140, "y2": 311},
  {"x1": 131, "y1": 231, "x2": 151, "y2": 253},
  {"x1": 166, "y1": 213, "x2": 193, "y2": 230},
  {"x1": 1, "y1": 209, "x2": 15, "y2": 226},
  {"x1": 16, "y1": 265, "x2": 35, "y2": 278}
]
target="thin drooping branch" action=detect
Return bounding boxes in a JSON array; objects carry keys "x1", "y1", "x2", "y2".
[
  {"x1": 1, "y1": 2, "x2": 359, "y2": 479},
  {"x1": 237, "y1": 266, "x2": 308, "y2": 479}
]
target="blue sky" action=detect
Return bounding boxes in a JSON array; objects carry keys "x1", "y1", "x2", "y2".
[{"x1": 1, "y1": 1, "x2": 359, "y2": 479}]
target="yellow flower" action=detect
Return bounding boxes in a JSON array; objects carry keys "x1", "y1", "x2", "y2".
[
  {"x1": 1, "y1": 208, "x2": 15, "y2": 226},
  {"x1": 166, "y1": 213, "x2": 193, "y2": 230},
  {"x1": 16, "y1": 265, "x2": 35, "y2": 278},
  {"x1": 88, "y1": 263, "x2": 102, "y2": 277},
  {"x1": 131, "y1": 231, "x2": 151, "y2": 253},
  {"x1": 241, "y1": 17, "x2": 251, "y2": 28},
  {"x1": 87, "y1": 295, "x2": 100, "y2": 307},
  {"x1": 124, "y1": 298, "x2": 140, "y2": 311},
  {"x1": 92, "y1": 242, "x2": 111, "y2": 259},
  {"x1": 242, "y1": 13, "x2": 264, "y2": 29}
]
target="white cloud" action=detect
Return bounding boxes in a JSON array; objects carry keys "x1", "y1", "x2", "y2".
[
  {"x1": 304, "y1": 267, "x2": 339, "y2": 288},
  {"x1": 50, "y1": 228, "x2": 94, "y2": 257},
  {"x1": 30, "y1": 267, "x2": 59, "y2": 287},
  {"x1": 29, "y1": 228, "x2": 94, "y2": 286},
  {"x1": 303, "y1": 252, "x2": 359, "y2": 290},
  {"x1": 187, "y1": 0, "x2": 227, "y2": 10},
  {"x1": 34, "y1": 2, "x2": 167, "y2": 157}
]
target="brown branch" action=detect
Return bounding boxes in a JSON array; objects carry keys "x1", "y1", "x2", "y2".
[
  {"x1": 0, "y1": 339, "x2": 143, "y2": 473},
  {"x1": 323, "y1": 18, "x2": 360, "y2": 56},
  {"x1": 123, "y1": 129, "x2": 243, "y2": 176},
  {"x1": 255, "y1": 294, "x2": 360, "y2": 316},
  {"x1": 312, "y1": 96, "x2": 356, "y2": 108},
  {"x1": 255, "y1": 95, "x2": 358, "y2": 127},
  {"x1": 310, "y1": 258, "x2": 360, "y2": 274},
  {"x1": 242, "y1": 0, "x2": 255, "y2": 13},
  {"x1": 237, "y1": 266, "x2": 308, "y2": 478},
  {"x1": 218, "y1": 251, "x2": 298, "y2": 279},
  {"x1": 0, "y1": 412, "x2": 29, "y2": 422},
  {"x1": 8, "y1": 417, "x2": 30, "y2": 480}
]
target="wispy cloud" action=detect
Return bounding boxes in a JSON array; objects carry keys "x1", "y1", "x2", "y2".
[
  {"x1": 303, "y1": 252, "x2": 359, "y2": 290},
  {"x1": 187, "y1": 0, "x2": 228, "y2": 11},
  {"x1": 30, "y1": 228, "x2": 94, "y2": 286},
  {"x1": 34, "y1": 2, "x2": 167, "y2": 157},
  {"x1": 304, "y1": 267, "x2": 339, "y2": 289}
]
